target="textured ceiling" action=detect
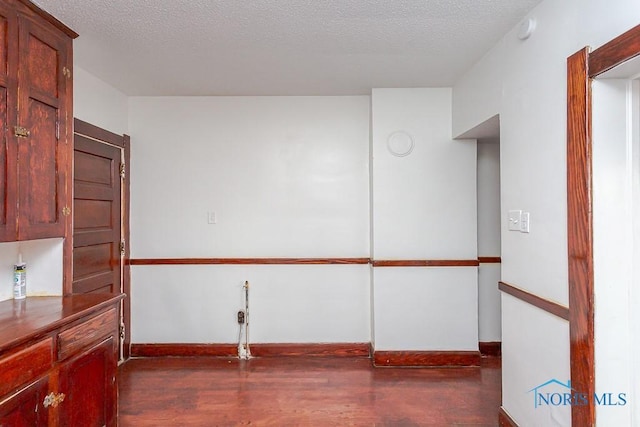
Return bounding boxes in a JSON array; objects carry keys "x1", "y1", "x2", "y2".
[{"x1": 33, "y1": 0, "x2": 542, "y2": 96}]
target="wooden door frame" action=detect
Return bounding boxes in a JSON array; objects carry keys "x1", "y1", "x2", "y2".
[
  {"x1": 567, "y1": 24, "x2": 640, "y2": 426},
  {"x1": 65, "y1": 118, "x2": 131, "y2": 360}
]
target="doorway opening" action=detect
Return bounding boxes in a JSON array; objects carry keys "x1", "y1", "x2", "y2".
[{"x1": 477, "y1": 135, "x2": 502, "y2": 354}]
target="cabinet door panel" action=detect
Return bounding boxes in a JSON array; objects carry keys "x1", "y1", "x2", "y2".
[
  {"x1": 16, "y1": 16, "x2": 69, "y2": 240},
  {"x1": 20, "y1": 98, "x2": 58, "y2": 226},
  {"x1": 0, "y1": 4, "x2": 16, "y2": 242},
  {"x1": 0, "y1": 376, "x2": 49, "y2": 427},
  {"x1": 58, "y1": 337, "x2": 116, "y2": 427},
  {"x1": 26, "y1": 32, "x2": 58, "y2": 97}
]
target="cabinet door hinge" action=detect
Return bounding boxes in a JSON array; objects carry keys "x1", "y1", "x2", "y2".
[
  {"x1": 119, "y1": 163, "x2": 125, "y2": 179},
  {"x1": 62, "y1": 206, "x2": 71, "y2": 216},
  {"x1": 120, "y1": 240, "x2": 125, "y2": 255},
  {"x1": 119, "y1": 324, "x2": 125, "y2": 340},
  {"x1": 62, "y1": 66, "x2": 71, "y2": 79}
]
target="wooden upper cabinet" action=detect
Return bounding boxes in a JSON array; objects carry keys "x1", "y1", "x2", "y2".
[
  {"x1": 16, "y1": 16, "x2": 70, "y2": 240},
  {"x1": 0, "y1": 4, "x2": 17, "y2": 242},
  {"x1": 0, "y1": 0, "x2": 75, "y2": 242}
]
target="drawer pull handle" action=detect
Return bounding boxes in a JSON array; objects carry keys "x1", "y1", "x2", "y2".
[{"x1": 43, "y1": 392, "x2": 65, "y2": 408}]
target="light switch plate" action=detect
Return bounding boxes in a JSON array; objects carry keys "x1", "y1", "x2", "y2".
[
  {"x1": 508, "y1": 210, "x2": 522, "y2": 231},
  {"x1": 520, "y1": 211, "x2": 530, "y2": 233},
  {"x1": 207, "y1": 211, "x2": 217, "y2": 224}
]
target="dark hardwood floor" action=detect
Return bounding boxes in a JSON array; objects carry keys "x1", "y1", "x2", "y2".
[{"x1": 118, "y1": 356, "x2": 501, "y2": 426}]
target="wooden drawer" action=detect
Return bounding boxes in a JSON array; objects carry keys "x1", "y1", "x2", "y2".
[
  {"x1": 58, "y1": 308, "x2": 117, "y2": 361},
  {"x1": 0, "y1": 338, "x2": 53, "y2": 398}
]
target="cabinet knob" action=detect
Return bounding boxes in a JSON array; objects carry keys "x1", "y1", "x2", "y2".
[{"x1": 43, "y1": 392, "x2": 66, "y2": 408}]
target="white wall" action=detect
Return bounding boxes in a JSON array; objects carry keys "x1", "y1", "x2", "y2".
[
  {"x1": 477, "y1": 138, "x2": 501, "y2": 343},
  {"x1": 0, "y1": 239, "x2": 63, "y2": 301},
  {"x1": 453, "y1": 0, "x2": 640, "y2": 425},
  {"x1": 128, "y1": 96, "x2": 371, "y2": 344},
  {"x1": 371, "y1": 88, "x2": 478, "y2": 351},
  {"x1": 132, "y1": 264, "x2": 370, "y2": 343},
  {"x1": 501, "y1": 294, "x2": 570, "y2": 426},
  {"x1": 74, "y1": 65, "x2": 129, "y2": 135},
  {"x1": 452, "y1": 43, "x2": 505, "y2": 139}
]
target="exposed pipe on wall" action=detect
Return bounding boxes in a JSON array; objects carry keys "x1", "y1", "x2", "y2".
[{"x1": 238, "y1": 280, "x2": 252, "y2": 359}]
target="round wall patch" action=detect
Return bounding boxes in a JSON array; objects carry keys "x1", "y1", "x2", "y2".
[{"x1": 387, "y1": 131, "x2": 414, "y2": 157}]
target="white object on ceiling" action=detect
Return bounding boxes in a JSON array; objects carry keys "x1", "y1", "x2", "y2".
[
  {"x1": 34, "y1": 0, "x2": 542, "y2": 96},
  {"x1": 517, "y1": 18, "x2": 536, "y2": 40}
]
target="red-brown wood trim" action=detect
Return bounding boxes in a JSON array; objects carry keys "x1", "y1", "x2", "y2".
[
  {"x1": 499, "y1": 281, "x2": 569, "y2": 321},
  {"x1": 478, "y1": 256, "x2": 501, "y2": 264},
  {"x1": 373, "y1": 351, "x2": 480, "y2": 367},
  {"x1": 498, "y1": 407, "x2": 519, "y2": 427},
  {"x1": 128, "y1": 258, "x2": 486, "y2": 267},
  {"x1": 128, "y1": 258, "x2": 371, "y2": 265},
  {"x1": 479, "y1": 342, "x2": 501, "y2": 357},
  {"x1": 130, "y1": 344, "x2": 238, "y2": 358},
  {"x1": 122, "y1": 135, "x2": 131, "y2": 360},
  {"x1": 567, "y1": 47, "x2": 595, "y2": 427},
  {"x1": 588, "y1": 24, "x2": 640, "y2": 77},
  {"x1": 62, "y1": 44, "x2": 73, "y2": 295},
  {"x1": 371, "y1": 260, "x2": 479, "y2": 267},
  {"x1": 249, "y1": 343, "x2": 370, "y2": 358},
  {"x1": 129, "y1": 343, "x2": 371, "y2": 358},
  {"x1": 73, "y1": 118, "x2": 127, "y2": 148},
  {"x1": 16, "y1": 0, "x2": 78, "y2": 38}
]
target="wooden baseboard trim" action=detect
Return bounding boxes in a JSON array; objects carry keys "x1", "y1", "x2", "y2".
[
  {"x1": 498, "y1": 406, "x2": 519, "y2": 427},
  {"x1": 479, "y1": 341, "x2": 501, "y2": 357},
  {"x1": 373, "y1": 351, "x2": 481, "y2": 367},
  {"x1": 499, "y1": 281, "x2": 570, "y2": 321},
  {"x1": 250, "y1": 343, "x2": 371, "y2": 358},
  {"x1": 130, "y1": 343, "x2": 371, "y2": 358},
  {"x1": 128, "y1": 258, "x2": 370, "y2": 266},
  {"x1": 130, "y1": 344, "x2": 237, "y2": 358}
]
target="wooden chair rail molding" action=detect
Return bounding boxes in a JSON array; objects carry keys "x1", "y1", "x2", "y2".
[
  {"x1": 371, "y1": 259, "x2": 479, "y2": 267},
  {"x1": 478, "y1": 256, "x2": 501, "y2": 264},
  {"x1": 498, "y1": 281, "x2": 569, "y2": 321},
  {"x1": 128, "y1": 258, "x2": 370, "y2": 265},
  {"x1": 128, "y1": 258, "x2": 494, "y2": 266}
]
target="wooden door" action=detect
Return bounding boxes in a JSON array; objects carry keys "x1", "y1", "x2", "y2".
[
  {"x1": 16, "y1": 16, "x2": 70, "y2": 240},
  {"x1": 0, "y1": 376, "x2": 49, "y2": 426},
  {"x1": 73, "y1": 135, "x2": 121, "y2": 294},
  {"x1": 57, "y1": 338, "x2": 117, "y2": 427},
  {"x1": 0, "y1": 5, "x2": 16, "y2": 242}
]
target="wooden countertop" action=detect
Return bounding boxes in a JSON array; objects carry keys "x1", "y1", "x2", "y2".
[{"x1": 0, "y1": 294, "x2": 125, "y2": 354}]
